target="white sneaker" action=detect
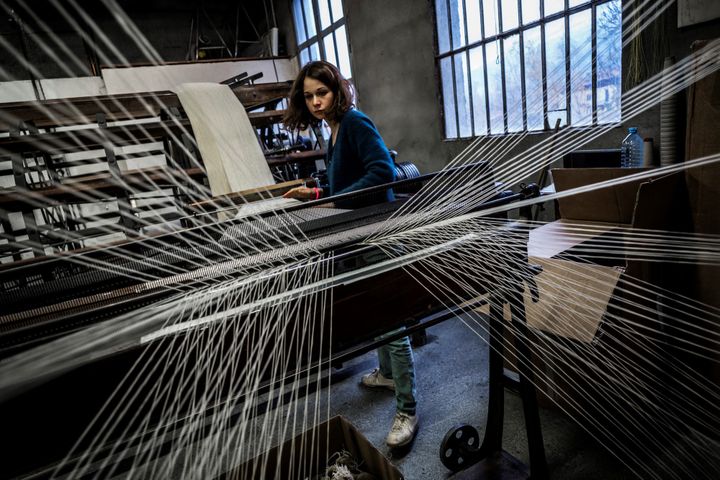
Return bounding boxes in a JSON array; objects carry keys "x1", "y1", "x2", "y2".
[
  {"x1": 360, "y1": 368, "x2": 395, "y2": 391},
  {"x1": 386, "y1": 412, "x2": 419, "y2": 448}
]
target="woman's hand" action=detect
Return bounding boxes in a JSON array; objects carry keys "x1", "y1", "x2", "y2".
[{"x1": 283, "y1": 186, "x2": 322, "y2": 200}]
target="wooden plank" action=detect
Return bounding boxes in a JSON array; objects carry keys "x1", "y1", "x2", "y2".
[
  {"x1": 266, "y1": 149, "x2": 326, "y2": 167},
  {"x1": 0, "y1": 84, "x2": 290, "y2": 131},
  {"x1": 0, "y1": 91, "x2": 180, "y2": 130},
  {"x1": 0, "y1": 167, "x2": 206, "y2": 209},
  {"x1": 235, "y1": 82, "x2": 292, "y2": 107},
  {"x1": 187, "y1": 179, "x2": 305, "y2": 211},
  {"x1": 0, "y1": 111, "x2": 285, "y2": 154}
]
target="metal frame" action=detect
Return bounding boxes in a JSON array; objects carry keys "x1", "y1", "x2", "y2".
[
  {"x1": 295, "y1": 0, "x2": 349, "y2": 73},
  {"x1": 435, "y1": 0, "x2": 619, "y2": 139}
]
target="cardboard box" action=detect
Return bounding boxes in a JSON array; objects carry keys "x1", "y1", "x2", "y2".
[
  {"x1": 524, "y1": 167, "x2": 680, "y2": 341},
  {"x1": 225, "y1": 416, "x2": 403, "y2": 480},
  {"x1": 502, "y1": 167, "x2": 688, "y2": 409}
]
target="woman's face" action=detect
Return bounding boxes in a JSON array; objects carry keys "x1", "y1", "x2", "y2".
[{"x1": 303, "y1": 76, "x2": 335, "y2": 122}]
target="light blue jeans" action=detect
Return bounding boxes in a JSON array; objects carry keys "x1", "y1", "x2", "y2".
[{"x1": 377, "y1": 331, "x2": 417, "y2": 415}]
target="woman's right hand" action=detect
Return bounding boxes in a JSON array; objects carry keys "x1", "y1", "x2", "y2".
[{"x1": 283, "y1": 186, "x2": 322, "y2": 200}]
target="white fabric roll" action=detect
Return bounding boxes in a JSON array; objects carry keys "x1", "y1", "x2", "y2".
[{"x1": 176, "y1": 83, "x2": 274, "y2": 196}]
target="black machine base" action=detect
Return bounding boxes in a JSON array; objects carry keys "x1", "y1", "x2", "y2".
[{"x1": 448, "y1": 450, "x2": 530, "y2": 480}]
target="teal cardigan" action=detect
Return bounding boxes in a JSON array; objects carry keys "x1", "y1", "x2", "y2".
[{"x1": 325, "y1": 109, "x2": 395, "y2": 204}]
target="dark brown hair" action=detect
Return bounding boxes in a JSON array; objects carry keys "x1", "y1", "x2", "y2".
[{"x1": 283, "y1": 60, "x2": 354, "y2": 131}]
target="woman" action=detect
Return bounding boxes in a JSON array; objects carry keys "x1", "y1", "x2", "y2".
[
  {"x1": 283, "y1": 61, "x2": 419, "y2": 448},
  {"x1": 282, "y1": 61, "x2": 394, "y2": 205}
]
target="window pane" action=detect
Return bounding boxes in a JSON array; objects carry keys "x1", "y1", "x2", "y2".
[
  {"x1": 467, "y1": 0, "x2": 482, "y2": 44},
  {"x1": 436, "y1": 0, "x2": 451, "y2": 54},
  {"x1": 483, "y1": 0, "x2": 498, "y2": 38},
  {"x1": 486, "y1": 41, "x2": 504, "y2": 134},
  {"x1": 522, "y1": 0, "x2": 540, "y2": 24},
  {"x1": 293, "y1": 0, "x2": 307, "y2": 44},
  {"x1": 501, "y1": 0, "x2": 518, "y2": 31},
  {"x1": 469, "y1": 46, "x2": 488, "y2": 135},
  {"x1": 504, "y1": 34, "x2": 522, "y2": 132},
  {"x1": 300, "y1": 48, "x2": 309, "y2": 66},
  {"x1": 309, "y1": 42, "x2": 320, "y2": 61},
  {"x1": 596, "y1": 0, "x2": 622, "y2": 123},
  {"x1": 523, "y1": 26, "x2": 544, "y2": 130},
  {"x1": 544, "y1": 0, "x2": 564, "y2": 17},
  {"x1": 441, "y1": 57, "x2": 458, "y2": 138},
  {"x1": 335, "y1": 25, "x2": 352, "y2": 79},
  {"x1": 545, "y1": 17, "x2": 566, "y2": 127},
  {"x1": 323, "y1": 33, "x2": 337, "y2": 66},
  {"x1": 450, "y1": 0, "x2": 467, "y2": 49},
  {"x1": 330, "y1": 0, "x2": 344, "y2": 22},
  {"x1": 303, "y1": 0, "x2": 317, "y2": 37},
  {"x1": 569, "y1": 10, "x2": 592, "y2": 126},
  {"x1": 318, "y1": 0, "x2": 332, "y2": 30},
  {"x1": 437, "y1": 0, "x2": 616, "y2": 138},
  {"x1": 455, "y1": 53, "x2": 472, "y2": 137}
]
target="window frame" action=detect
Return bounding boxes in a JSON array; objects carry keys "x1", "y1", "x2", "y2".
[
  {"x1": 434, "y1": 0, "x2": 621, "y2": 139},
  {"x1": 293, "y1": 0, "x2": 352, "y2": 79}
]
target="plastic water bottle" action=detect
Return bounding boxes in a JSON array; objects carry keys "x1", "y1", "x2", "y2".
[{"x1": 620, "y1": 127, "x2": 644, "y2": 168}]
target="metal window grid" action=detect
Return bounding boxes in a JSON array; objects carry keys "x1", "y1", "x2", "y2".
[{"x1": 435, "y1": 0, "x2": 620, "y2": 139}]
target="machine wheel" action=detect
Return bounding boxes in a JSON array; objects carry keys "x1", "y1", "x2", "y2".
[{"x1": 439, "y1": 423, "x2": 480, "y2": 471}]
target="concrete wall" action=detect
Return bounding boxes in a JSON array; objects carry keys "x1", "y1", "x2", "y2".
[{"x1": 344, "y1": 0, "x2": 462, "y2": 174}]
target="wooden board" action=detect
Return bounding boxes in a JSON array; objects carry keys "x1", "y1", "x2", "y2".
[{"x1": 188, "y1": 179, "x2": 305, "y2": 211}]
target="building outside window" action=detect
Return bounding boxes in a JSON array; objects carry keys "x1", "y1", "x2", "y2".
[
  {"x1": 293, "y1": 0, "x2": 352, "y2": 79},
  {"x1": 436, "y1": 0, "x2": 622, "y2": 139}
]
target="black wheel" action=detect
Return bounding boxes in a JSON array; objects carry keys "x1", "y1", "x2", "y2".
[{"x1": 439, "y1": 424, "x2": 480, "y2": 471}]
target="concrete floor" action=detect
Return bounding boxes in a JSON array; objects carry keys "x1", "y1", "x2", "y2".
[{"x1": 322, "y1": 314, "x2": 639, "y2": 480}]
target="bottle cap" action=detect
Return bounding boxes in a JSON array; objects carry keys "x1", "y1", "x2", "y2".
[{"x1": 629, "y1": 127, "x2": 638, "y2": 133}]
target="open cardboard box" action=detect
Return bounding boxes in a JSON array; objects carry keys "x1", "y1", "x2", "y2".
[
  {"x1": 502, "y1": 167, "x2": 690, "y2": 407},
  {"x1": 521, "y1": 167, "x2": 688, "y2": 342},
  {"x1": 224, "y1": 415, "x2": 403, "y2": 480}
]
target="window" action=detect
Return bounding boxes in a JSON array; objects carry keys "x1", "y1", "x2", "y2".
[
  {"x1": 435, "y1": 0, "x2": 621, "y2": 139},
  {"x1": 293, "y1": 0, "x2": 353, "y2": 79}
]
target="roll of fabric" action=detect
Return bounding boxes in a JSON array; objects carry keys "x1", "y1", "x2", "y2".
[{"x1": 176, "y1": 83, "x2": 274, "y2": 197}]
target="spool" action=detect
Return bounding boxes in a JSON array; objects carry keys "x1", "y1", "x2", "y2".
[
  {"x1": 269, "y1": 27, "x2": 279, "y2": 56},
  {"x1": 393, "y1": 161, "x2": 422, "y2": 194},
  {"x1": 660, "y1": 57, "x2": 677, "y2": 167},
  {"x1": 643, "y1": 138, "x2": 654, "y2": 167}
]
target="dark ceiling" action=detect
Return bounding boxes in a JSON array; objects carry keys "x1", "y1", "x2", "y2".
[
  {"x1": 1, "y1": 1, "x2": 272, "y2": 34},
  {"x1": 0, "y1": 0, "x2": 279, "y2": 77}
]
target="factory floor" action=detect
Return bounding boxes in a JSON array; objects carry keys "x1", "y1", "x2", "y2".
[{"x1": 322, "y1": 314, "x2": 639, "y2": 480}]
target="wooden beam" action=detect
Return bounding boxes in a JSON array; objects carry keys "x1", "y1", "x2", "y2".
[{"x1": 0, "y1": 83, "x2": 291, "y2": 131}]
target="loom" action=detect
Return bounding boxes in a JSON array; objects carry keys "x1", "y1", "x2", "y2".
[{"x1": 0, "y1": 167, "x2": 547, "y2": 478}]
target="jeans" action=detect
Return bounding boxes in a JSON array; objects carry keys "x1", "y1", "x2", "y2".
[{"x1": 377, "y1": 331, "x2": 417, "y2": 415}]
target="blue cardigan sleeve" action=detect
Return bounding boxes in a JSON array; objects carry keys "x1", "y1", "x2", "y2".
[{"x1": 334, "y1": 113, "x2": 395, "y2": 195}]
